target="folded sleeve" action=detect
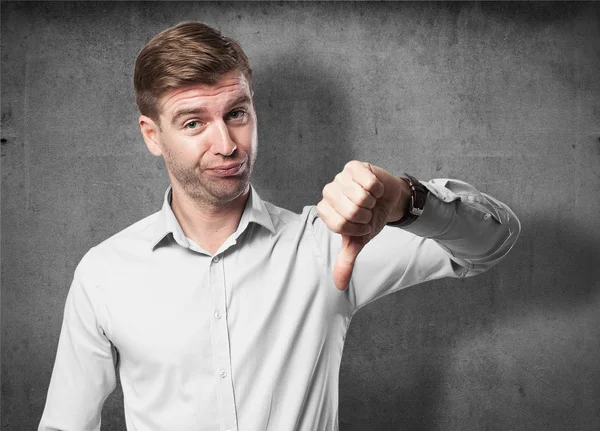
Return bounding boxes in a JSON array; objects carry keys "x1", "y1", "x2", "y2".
[
  {"x1": 309, "y1": 178, "x2": 521, "y2": 312},
  {"x1": 39, "y1": 253, "x2": 117, "y2": 431}
]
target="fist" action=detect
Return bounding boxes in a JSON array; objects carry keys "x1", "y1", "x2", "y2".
[{"x1": 317, "y1": 161, "x2": 410, "y2": 291}]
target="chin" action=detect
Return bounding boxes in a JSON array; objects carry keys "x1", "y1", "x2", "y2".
[
  {"x1": 174, "y1": 166, "x2": 252, "y2": 205},
  {"x1": 198, "y1": 178, "x2": 250, "y2": 204}
]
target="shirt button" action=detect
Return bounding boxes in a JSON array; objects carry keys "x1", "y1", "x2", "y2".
[
  {"x1": 219, "y1": 369, "x2": 227, "y2": 378},
  {"x1": 212, "y1": 256, "x2": 219, "y2": 263},
  {"x1": 484, "y1": 213, "x2": 491, "y2": 220},
  {"x1": 214, "y1": 310, "x2": 222, "y2": 319}
]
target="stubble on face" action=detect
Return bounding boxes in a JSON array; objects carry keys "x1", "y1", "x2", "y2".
[{"x1": 161, "y1": 139, "x2": 257, "y2": 209}]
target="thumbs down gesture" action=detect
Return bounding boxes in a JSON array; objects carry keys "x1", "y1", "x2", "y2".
[{"x1": 317, "y1": 161, "x2": 411, "y2": 291}]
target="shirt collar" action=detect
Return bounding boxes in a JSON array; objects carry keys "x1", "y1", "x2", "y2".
[{"x1": 151, "y1": 184, "x2": 276, "y2": 250}]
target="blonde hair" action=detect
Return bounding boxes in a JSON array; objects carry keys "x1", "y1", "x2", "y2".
[{"x1": 134, "y1": 22, "x2": 252, "y2": 121}]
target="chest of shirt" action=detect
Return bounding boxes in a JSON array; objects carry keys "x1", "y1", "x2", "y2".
[{"x1": 99, "y1": 226, "x2": 350, "y2": 368}]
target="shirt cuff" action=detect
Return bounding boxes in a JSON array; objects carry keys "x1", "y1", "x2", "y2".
[{"x1": 397, "y1": 180, "x2": 458, "y2": 238}]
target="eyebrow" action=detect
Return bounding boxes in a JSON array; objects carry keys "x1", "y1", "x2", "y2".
[
  {"x1": 228, "y1": 95, "x2": 252, "y2": 110},
  {"x1": 170, "y1": 95, "x2": 252, "y2": 126}
]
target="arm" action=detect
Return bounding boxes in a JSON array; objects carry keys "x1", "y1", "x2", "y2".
[
  {"x1": 402, "y1": 177, "x2": 521, "y2": 275},
  {"x1": 39, "y1": 255, "x2": 117, "y2": 431},
  {"x1": 314, "y1": 161, "x2": 520, "y2": 310}
]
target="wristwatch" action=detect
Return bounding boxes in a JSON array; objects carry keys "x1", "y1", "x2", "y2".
[{"x1": 387, "y1": 174, "x2": 429, "y2": 227}]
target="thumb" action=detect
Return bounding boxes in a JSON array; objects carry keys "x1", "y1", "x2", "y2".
[{"x1": 333, "y1": 235, "x2": 366, "y2": 291}]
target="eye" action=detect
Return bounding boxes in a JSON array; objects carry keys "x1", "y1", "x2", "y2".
[
  {"x1": 228, "y1": 110, "x2": 246, "y2": 120},
  {"x1": 185, "y1": 121, "x2": 199, "y2": 129}
]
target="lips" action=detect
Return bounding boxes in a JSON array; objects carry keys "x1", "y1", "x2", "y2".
[{"x1": 208, "y1": 162, "x2": 244, "y2": 177}]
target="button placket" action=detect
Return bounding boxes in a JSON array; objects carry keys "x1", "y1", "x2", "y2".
[{"x1": 208, "y1": 253, "x2": 238, "y2": 430}]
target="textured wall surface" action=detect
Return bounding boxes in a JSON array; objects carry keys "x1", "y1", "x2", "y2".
[{"x1": 2, "y1": 2, "x2": 599, "y2": 430}]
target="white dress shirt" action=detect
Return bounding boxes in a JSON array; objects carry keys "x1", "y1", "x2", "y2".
[{"x1": 39, "y1": 178, "x2": 520, "y2": 431}]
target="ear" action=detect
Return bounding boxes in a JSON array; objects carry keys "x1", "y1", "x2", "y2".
[{"x1": 139, "y1": 115, "x2": 162, "y2": 156}]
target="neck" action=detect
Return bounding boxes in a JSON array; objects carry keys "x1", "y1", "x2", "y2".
[{"x1": 170, "y1": 185, "x2": 250, "y2": 255}]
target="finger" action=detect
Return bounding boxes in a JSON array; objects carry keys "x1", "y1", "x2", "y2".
[
  {"x1": 335, "y1": 171, "x2": 377, "y2": 209},
  {"x1": 322, "y1": 182, "x2": 373, "y2": 224},
  {"x1": 333, "y1": 235, "x2": 365, "y2": 291},
  {"x1": 345, "y1": 161, "x2": 384, "y2": 199},
  {"x1": 317, "y1": 200, "x2": 372, "y2": 236}
]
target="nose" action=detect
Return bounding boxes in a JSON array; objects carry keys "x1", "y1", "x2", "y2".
[{"x1": 210, "y1": 120, "x2": 237, "y2": 156}]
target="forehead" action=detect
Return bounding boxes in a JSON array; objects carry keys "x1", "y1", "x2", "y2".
[{"x1": 159, "y1": 71, "x2": 252, "y2": 118}]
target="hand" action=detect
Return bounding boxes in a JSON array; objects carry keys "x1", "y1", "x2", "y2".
[{"x1": 317, "y1": 161, "x2": 410, "y2": 291}]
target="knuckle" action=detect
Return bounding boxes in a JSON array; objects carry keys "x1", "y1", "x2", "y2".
[
  {"x1": 333, "y1": 218, "x2": 347, "y2": 233},
  {"x1": 346, "y1": 203, "x2": 371, "y2": 224},
  {"x1": 352, "y1": 205, "x2": 366, "y2": 222},
  {"x1": 363, "y1": 176, "x2": 377, "y2": 191},
  {"x1": 345, "y1": 205, "x2": 358, "y2": 221},
  {"x1": 345, "y1": 160, "x2": 360, "y2": 171},
  {"x1": 348, "y1": 203, "x2": 360, "y2": 218},
  {"x1": 358, "y1": 187, "x2": 371, "y2": 204},
  {"x1": 366, "y1": 193, "x2": 377, "y2": 208}
]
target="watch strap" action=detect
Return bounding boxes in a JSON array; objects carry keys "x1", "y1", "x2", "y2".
[{"x1": 388, "y1": 174, "x2": 429, "y2": 227}]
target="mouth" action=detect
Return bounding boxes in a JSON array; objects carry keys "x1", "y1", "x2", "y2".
[{"x1": 208, "y1": 161, "x2": 245, "y2": 177}]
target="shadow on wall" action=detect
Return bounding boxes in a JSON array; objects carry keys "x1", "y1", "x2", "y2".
[
  {"x1": 251, "y1": 47, "x2": 355, "y2": 213},
  {"x1": 339, "y1": 212, "x2": 600, "y2": 430}
]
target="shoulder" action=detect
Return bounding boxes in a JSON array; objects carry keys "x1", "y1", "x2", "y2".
[
  {"x1": 97, "y1": 211, "x2": 160, "y2": 252},
  {"x1": 76, "y1": 211, "x2": 160, "y2": 277}
]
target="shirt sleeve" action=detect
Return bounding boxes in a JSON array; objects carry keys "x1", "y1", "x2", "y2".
[
  {"x1": 309, "y1": 178, "x2": 521, "y2": 312},
  {"x1": 38, "y1": 253, "x2": 117, "y2": 431}
]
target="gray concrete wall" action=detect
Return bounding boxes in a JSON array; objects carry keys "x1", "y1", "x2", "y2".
[{"x1": 2, "y1": 2, "x2": 599, "y2": 430}]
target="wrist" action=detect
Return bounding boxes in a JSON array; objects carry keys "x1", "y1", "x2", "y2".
[
  {"x1": 387, "y1": 176, "x2": 411, "y2": 223},
  {"x1": 387, "y1": 174, "x2": 429, "y2": 227}
]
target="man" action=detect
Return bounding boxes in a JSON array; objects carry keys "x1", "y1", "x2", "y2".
[{"x1": 39, "y1": 22, "x2": 520, "y2": 431}]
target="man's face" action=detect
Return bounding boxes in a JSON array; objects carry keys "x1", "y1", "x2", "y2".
[{"x1": 140, "y1": 70, "x2": 257, "y2": 207}]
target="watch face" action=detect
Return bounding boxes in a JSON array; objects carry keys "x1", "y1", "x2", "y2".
[{"x1": 410, "y1": 207, "x2": 424, "y2": 216}]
